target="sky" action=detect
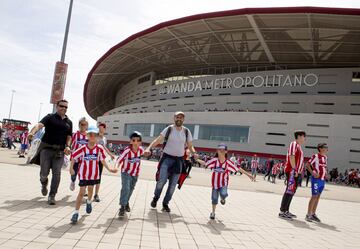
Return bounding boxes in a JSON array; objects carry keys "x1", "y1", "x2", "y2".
[{"x1": 0, "y1": 0, "x2": 359, "y2": 127}]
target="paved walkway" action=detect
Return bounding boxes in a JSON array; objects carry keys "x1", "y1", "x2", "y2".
[{"x1": 0, "y1": 148, "x2": 360, "y2": 249}]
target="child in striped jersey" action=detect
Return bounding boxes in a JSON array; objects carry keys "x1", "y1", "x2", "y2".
[
  {"x1": 116, "y1": 131, "x2": 144, "y2": 217},
  {"x1": 197, "y1": 143, "x2": 254, "y2": 220},
  {"x1": 69, "y1": 126, "x2": 117, "y2": 224}
]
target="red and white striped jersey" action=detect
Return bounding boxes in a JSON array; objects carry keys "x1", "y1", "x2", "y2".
[
  {"x1": 251, "y1": 158, "x2": 259, "y2": 169},
  {"x1": 206, "y1": 158, "x2": 238, "y2": 189},
  {"x1": 71, "y1": 131, "x2": 88, "y2": 151},
  {"x1": 21, "y1": 132, "x2": 29, "y2": 145},
  {"x1": 71, "y1": 144, "x2": 106, "y2": 181},
  {"x1": 272, "y1": 163, "x2": 280, "y2": 175},
  {"x1": 308, "y1": 153, "x2": 327, "y2": 180},
  {"x1": 285, "y1": 141, "x2": 304, "y2": 174},
  {"x1": 116, "y1": 146, "x2": 144, "y2": 177}
]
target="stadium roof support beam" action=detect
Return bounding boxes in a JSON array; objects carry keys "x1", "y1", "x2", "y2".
[
  {"x1": 307, "y1": 14, "x2": 316, "y2": 65},
  {"x1": 117, "y1": 51, "x2": 169, "y2": 69},
  {"x1": 165, "y1": 27, "x2": 210, "y2": 66},
  {"x1": 201, "y1": 19, "x2": 239, "y2": 64},
  {"x1": 246, "y1": 15, "x2": 275, "y2": 64}
]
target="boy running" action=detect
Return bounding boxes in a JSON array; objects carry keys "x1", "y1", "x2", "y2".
[
  {"x1": 70, "y1": 126, "x2": 117, "y2": 224},
  {"x1": 279, "y1": 130, "x2": 306, "y2": 220},
  {"x1": 69, "y1": 117, "x2": 88, "y2": 191},
  {"x1": 19, "y1": 128, "x2": 29, "y2": 158},
  {"x1": 197, "y1": 143, "x2": 253, "y2": 220},
  {"x1": 305, "y1": 143, "x2": 328, "y2": 223},
  {"x1": 117, "y1": 131, "x2": 144, "y2": 217},
  {"x1": 251, "y1": 155, "x2": 259, "y2": 181}
]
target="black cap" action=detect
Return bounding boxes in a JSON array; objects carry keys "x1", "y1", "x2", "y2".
[
  {"x1": 129, "y1": 131, "x2": 142, "y2": 140},
  {"x1": 317, "y1": 143, "x2": 328, "y2": 150}
]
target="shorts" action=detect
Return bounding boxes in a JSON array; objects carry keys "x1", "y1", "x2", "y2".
[
  {"x1": 251, "y1": 168, "x2": 257, "y2": 175},
  {"x1": 21, "y1": 144, "x2": 28, "y2": 150},
  {"x1": 211, "y1": 187, "x2": 228, "y2": 205},
  {"x1": 311, "y1": 177, "x2": 325, "y2": 196},
  {"x1": 79, "y1": 179, "x2": 100, "y2": 187}
]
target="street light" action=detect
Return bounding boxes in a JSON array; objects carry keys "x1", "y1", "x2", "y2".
[
  {"x1": 38, "y1": 102, "x2": 43, "y2": 121},
  {"x1": 8, "y1": 90, "x2": 16, "y2": 119}
]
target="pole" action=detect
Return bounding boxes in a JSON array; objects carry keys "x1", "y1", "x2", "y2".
[
  {"x1": 38, "y1": 103, "x2": 43, "y2": 121},
  {"x1": 52, "y1": 0, "x2": 73, "y2": 113},
  {"x1": 8, "y1": 90, "x2": 16, "y2": 119}
]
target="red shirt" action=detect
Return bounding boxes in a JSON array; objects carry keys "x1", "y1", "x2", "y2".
[
  {"x1": 206, "y1": 158, "x2": 238, "y2": 189},
  {"x1": 116, "y1": 146, "x2": 144, "y2": 177},
  {"x1": 251, "y1": 159, "x2": 259, "y2": 169},
  {"x1": 285, "y1": 141, "x2": 304, "y2": 174},
  {"x1": 308, "y1": 153, "x2": 327, "y2": 180},
  {"x1": 21, "y1": 132, "x2": 29, "y2": 145},
  {"x1": 71, "y1": 131, "x2": 88, "y2": 151},
  {"x1": 71, "y1": 145, "x2": 106, "y2": 181}
]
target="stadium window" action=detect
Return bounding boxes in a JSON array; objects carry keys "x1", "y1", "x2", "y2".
[
  {"x1": 138, "y1": 74, "x2": 151, "y2": 84},
  {"x1": 168, "y1": 104, "x2": 176, "y2": 106},
  {"x1": 350, "y1": 149, "x2": 360, "y2": 153},
  {"x1": 266, "y1": 132, "x2": 286, "y2": 136},
  {"x1": 252, "y1": 102, "x2": 268, "y2": 104},
  {"x1": 349, "y1": 161, "x2": 360, "y2": 165},
  {"x1": 265, "y1": 143, "x2": 285, "y2": 147},
  {"x1": 352, "y1": 72, "x2": 360, "y2": 82},
  {"x1": 352, "y1": 126, "x2": 360, "y2": 129},
  {"x1": 141, "y1": 106, "x2": 148, "y2": 109},
  {"x1": 113, "y1": 127, "x2": 119, "y2": 129},
  {"x1": 159, "y1": 98, "x2": 166, "y2": 100},
  {"x1": 241, "y1": 92, "x2": 254, "y2": 95},
  {"x1": 184, "y1": 103, "x2": 195, "y2": 106},
  {"x1": 307, "y1": 124, "x2": 329, "y2": 128},
  {"x1": 290, "y1": 91, "x2": 307, "y2": 94},
  {"x1": 198, "y1": 125, "x2": 249, "y2": 143},
  {"x1": 350, "y1": 113, "x2": 360, "y2": 115},
  {"x1": 123, "y1": 123, "x2": 151, "y2": 137},
  {"x1": 227, "y1": 102, "x2": 240, "y2": 104},
  {"x1": 281, "y1": 110, "x2": 299, "y2": 113},
  {"x1": 305, "y1": 146, "x2": 317, "y2": 149},
  {"x1": 204, "y1": 102, "x2": 216, "y2": 105},
  {"x1": 185, "y1": 95, "x2": 194, "y2": 98},
  {"x1": 219, "y1": 93, "x2": 231, "y2": 96},
  {"x1": 153, "y1": 105, "x2": 161, "y2": 107},
  {"x1": 282, "y1": 102, "x2": 299, "y2": 105},
  {"x1": 351, "y1": 103, "x2": 360, "y2": 106},
  {"x1": 151, "y1": 94, "x2": 157, "y2": 97},
  {"x1": 307, "y1": 134, "x2": 328, "y2": 139},
  {"x1": 264, "y1": 92, "x2": 278, "y2": 94},
  {"x1": 351, "y1": 138, "x2": 360, "y2": 141},
  {"x1": 112, "y1": 133, "x2": 118, "y2": 136},
  {"x1": 314, "y1": 112, "x2": 333, "y2": 114},
  {"x1": 267, "y1": 121, "x2": 287, "y2": 125},
  {"x1": 172, "y1": 97, "x2": 180, "y2": 99},
  {"x1": 351, "y1": 92, "x2": 360, "y2": 94},
  {"x1": 202, "y1": 94, "x2": 212, "y2": 97}
]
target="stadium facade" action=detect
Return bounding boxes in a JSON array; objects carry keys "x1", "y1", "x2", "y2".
[{"x1": 83, "y1": 7, "x2": 360, "y2": 170}]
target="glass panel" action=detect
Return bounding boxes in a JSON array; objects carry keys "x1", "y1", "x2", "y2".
[
  {"x1": 124, "y1": 123, "x2": 151, "y2": 137},
  {"x1": 153, "y1": 123, "x2": 195, "y2": 137},
  {"x1": 198, "y1": 125, "x2": 249, "y2": 143}
]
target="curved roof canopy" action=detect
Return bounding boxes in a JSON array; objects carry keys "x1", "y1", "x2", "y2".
[{"x1": 84, "y1": 6, "x2": 360, "y2": 119}]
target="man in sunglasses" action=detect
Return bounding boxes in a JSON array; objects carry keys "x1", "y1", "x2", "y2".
[{"x1": 28, "y1": 99, "x2": 73, "y2": 205}]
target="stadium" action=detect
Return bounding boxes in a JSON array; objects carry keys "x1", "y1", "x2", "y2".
[{"x1": 83, "y1": 6, "x2": 360, "y2": 170}]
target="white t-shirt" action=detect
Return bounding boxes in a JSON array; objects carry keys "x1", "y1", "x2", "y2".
[
  {"x1": 97, "y1": 136, "x2": 107, "y2": 147},
  {"x1": 161, "y1": 125, "x2": 193, "y2": 157}
]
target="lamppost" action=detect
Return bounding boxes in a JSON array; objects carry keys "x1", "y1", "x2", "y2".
[
  {"x1": 8, "y1": 90, "x2": 16, "y2": 119},
  {"x1": 50, "y1": 0, "x2": 74, "y2": 113},
  {"x1": 38, "y1": 102, "x2": 43, "y2": 121}
]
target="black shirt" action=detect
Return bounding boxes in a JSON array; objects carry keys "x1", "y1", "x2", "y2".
[{"x1": 40, "y1": 113, "x2": 72, "y2": 147}]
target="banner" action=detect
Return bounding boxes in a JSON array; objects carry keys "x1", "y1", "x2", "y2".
[{"x1": 50, "y1": 61, "x2": 68, "y2": 104}]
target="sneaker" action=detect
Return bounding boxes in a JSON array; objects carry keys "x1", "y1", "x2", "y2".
[
  {"x1": 285, "y1": 211, "x2": 297, "y2": 218},
  {"x1": 125, "y1": 204, "x2": 131, "y2": 212},
  {"x1": 312, "y1": 214, "x2": 321, "y2": 223},
  {"x1": 86, "y1": 201, "x2": 92, "y2": 214},
  {"x1": 220, "y1": 199, "x2": 226, "y2": 205},
  {"x1": 41, "y1": 184, "x2": 48, "y2": 196},
  {"x1": 150, "y1": 197, "x2": 158, "y2": 208},
  {"x1": 48, "y1": 196, "x2": 56, "y2": 205},
  {"x1": 93, "y1": 194, "x2": 100, "y2": 202},
  {"x1": 278, "y1": 212, "x2": 293, "y2": 220},
  {"x1": 210, "y1": 212, "x2": 215, "y2": 220},
  {"x1": 71, "y1": 212, "x2": 79, "y2": 224},
  {"x1": 162, "y1": 204, "x2": 171, "y2": 212},
  {"x1": 305, "y1": 214, "x2": 314, "y2": 222},
  {"x1": 118, "y1": 206, "x2": 125, "y2": 217},
  {"x1": 69, "y1": 182, "x2": 75, "y2": 191}
]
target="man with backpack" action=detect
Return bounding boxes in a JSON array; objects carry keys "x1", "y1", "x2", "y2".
[{"x1": 144, "y1": 111, "x2": 198, "y2": 212}]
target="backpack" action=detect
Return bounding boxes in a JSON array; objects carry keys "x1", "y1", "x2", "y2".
[{"x1": 162, "y1": 125, "x2": 189, "y2": 149}]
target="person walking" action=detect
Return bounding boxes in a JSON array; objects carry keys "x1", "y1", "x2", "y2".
[
  {"x1": 28, "y1": 99, "x2": 73, "y2": 205},
  {"x1": 278, "y1": 130, "x2": 306, "y2": 220},
  {"x1": 144, "y1": 111, "x2": 198, "y2": 212}
]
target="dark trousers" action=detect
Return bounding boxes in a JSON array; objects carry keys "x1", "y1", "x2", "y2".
[
  {"x1": 280, "y1": 172, "x2": 298, "y2": 212},
  {"x1": 40, "y1": 148, "x2": 64, "y2": 196},
  {"x1": 71, "y1": 162, "x2": 79, "y2": 182},
  {"x1": 264, "y1": 166, "x2": 273, "y2": 180}
]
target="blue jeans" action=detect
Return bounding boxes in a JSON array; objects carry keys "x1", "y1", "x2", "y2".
[
  {"x1": 120, "y1": 172, "x2": 138, "y2": 206},
  {"x1": 211, "y1": 187, "x2": 228, "y2": 205},
  {"x1": 154, "y1": 157, "x2": 181, "y2": 205}
]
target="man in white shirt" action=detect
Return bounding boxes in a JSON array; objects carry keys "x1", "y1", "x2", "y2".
[{"x1": 144, "y1": 111, "x2": 198, "y2": 212}]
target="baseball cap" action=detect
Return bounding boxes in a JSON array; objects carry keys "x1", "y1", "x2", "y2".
[
  {"x1": 317, "y1": 143, "x2": 328, "y2": 149},
  {"x1": 98, "y1": 122, "x2": 106, "y2": 128},
  {"x1": 217, "y1": 143, "x2": 228, "y2": 150},
  {"x1": 87, "y1": 126, "x2": 99, "y2": 134},
  {"x1": 174, "y1": 111, "x2": 185, "y2": 117},
  {"x1": 129, "y1": 131, "x2": 142, "y2": 140}
]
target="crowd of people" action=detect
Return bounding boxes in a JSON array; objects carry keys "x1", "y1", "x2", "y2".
[{"x1": 4, "y1": 100, "x2": 358, "y2": 225}]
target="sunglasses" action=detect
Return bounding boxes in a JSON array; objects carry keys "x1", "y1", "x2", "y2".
[
  {"x1": 58, "y1": 105, "x2": 68, "y2": 109},
  {"x1": 131, "y1": 138, "x2": 141, "y2": 142},
  {"x1": 80, "y1": 123, "x2": 87, "y2": 126}
]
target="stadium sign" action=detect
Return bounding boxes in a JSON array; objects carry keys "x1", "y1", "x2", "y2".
[{"x1": 159, "y1": 73, "x2": 318, "y2": 95}]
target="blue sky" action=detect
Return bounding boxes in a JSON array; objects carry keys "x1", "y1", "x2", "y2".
[{"x1": 0, "y1": 0, "x2": 359, "y2": 126}]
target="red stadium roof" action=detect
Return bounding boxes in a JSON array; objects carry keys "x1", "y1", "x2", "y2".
[{"x1": 84, "y1": 6, "x2": 360, "y2": 119}]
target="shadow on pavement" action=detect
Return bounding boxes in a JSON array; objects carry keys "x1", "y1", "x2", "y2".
[
  {"x1": 313, "y1": 222, "x2": 340, "y2": 232},
  {"x1": 0, "y1": 195, "x2": 75, "y2": 212},
  {"x1": 286, "y1": 219, "x2": 315, "y2": 230}
]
